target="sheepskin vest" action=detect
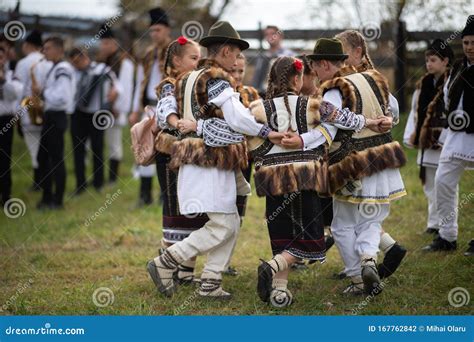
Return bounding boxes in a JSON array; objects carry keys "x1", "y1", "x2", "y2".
[
  {"x1": 237, "y1": 85, "x2": 260, "y2": 108},
  {"x1": 248, "y1": 94, "x2": 328, "y2": 197},
  {"x1": 168, "y1": 59, "x2": 248, "y2": 171},
  {"x1": 320, "y1": 68, "x2": 406, "y2": 195},
  {"x1": 410, "y1": 71, "x2": 449, "y2": 149}
]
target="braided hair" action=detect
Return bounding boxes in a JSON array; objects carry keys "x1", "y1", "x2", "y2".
[
  {"x1": 335, "y1": 30, "x2": 375, "y2": 69},
  {"x1": 163, "y1": 37, "x2": 198, "y2": 78},
  {"x1": 266, "y1": 56, "x2": 304, "y2": 116}
]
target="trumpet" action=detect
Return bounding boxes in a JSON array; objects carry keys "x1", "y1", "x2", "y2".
[{"x1": 20, "y1": 58, "x2": 44, "y2": 126}]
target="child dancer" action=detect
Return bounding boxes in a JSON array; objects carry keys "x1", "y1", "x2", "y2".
[
  {"x1": 335, "y1": 30, "x2": 407, "y2": 280},
  {"x1": 154, "y1": 36, "x2": 207, "y2": 284},
  {"x1": 250, "y1": 56, "x2": 386, "y2": 306},
  {"x1": 404, "y1": 39, "x2": 454, "y2": 234}
]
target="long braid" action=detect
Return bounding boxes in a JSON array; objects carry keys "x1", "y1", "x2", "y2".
[
  {"x1": 361, "y1": 40, "x2": 375, "y2": 69},
  {"x1": 280, "y1": 61, "x2": 293, "y2": 118}
]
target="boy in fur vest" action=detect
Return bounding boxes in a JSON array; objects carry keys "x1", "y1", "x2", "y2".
[
  {"x1": 404, "y1": 39, "x2": 454, "y2": 235},
  {"x1": 306, "y1": 38, "x2": 406, "y2": 296},
  {"x1": 147, "y1": 21, "x2": 283, "y2": 299},
  {"x1": 423, "y1": 15, "x2": 474, "y2": 253}
]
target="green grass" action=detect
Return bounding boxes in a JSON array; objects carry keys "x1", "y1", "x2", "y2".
[{"x1": 1, "y1": 115, "x2": 473, "y2": 316}]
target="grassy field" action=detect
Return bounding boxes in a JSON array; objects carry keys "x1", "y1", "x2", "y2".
[{"x1": 1, "y1": 115, "x2": 473, "y2": 316}]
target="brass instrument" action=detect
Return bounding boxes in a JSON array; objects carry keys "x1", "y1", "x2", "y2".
[{"x1": 20, "y1": 59, "x2": 44, "y2": 126}]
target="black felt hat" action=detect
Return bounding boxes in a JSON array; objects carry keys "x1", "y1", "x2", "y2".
[
  {"x1": 199, "y1": 21, "x2": 249, "y2": 51},
  {"x1": 149, "y1": 7, "x2": 170, "y2": 27},
  {"x1": 306, "y1": 38, "x2": 348, "y2": 61},
  {"x1": 25, "y1": 29, "x2": 42, "y2": 47},
  {"x1": 427, "y1": 39, "x2": 454, "y2": 62},
  {"x1": 462, "y1": 15, "x2": 474, "y2": 38},
  {"x1": 98, "y1": 22, "x2": 115, "y2": 39}
]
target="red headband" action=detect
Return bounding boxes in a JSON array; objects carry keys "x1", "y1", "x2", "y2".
[{"x1": 177, "y1": 36, "x2": 188, "y2": 45}]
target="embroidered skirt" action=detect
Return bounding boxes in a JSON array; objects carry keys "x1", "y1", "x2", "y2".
[
  {"x1": 265, "y1": 190, "x2": 326, "y2": 262},
  {"x1": 156, "y1": 154, "x2": 209, "y2": 244}
]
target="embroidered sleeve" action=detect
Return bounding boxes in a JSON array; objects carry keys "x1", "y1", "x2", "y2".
[
  {"x1": 320, "y1": 100, "x2": 365, "y2": 131},
  {"x1": 201, "y1": 117, "x2": 245, "y2": 147},
  {"x1": 156, "y1": 82, "x2": 177, "y2": 129},
  {"x1": 207, "y1": 78, "x2": 231, "y2": 101}
]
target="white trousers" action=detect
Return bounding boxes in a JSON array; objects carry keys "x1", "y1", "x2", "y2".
[
  {"x1": 170, "y1": 212, "x2": 240, "y2": 277},
  {"x1": 423, "y1": 167, "x2": 442, "y2": 230},
  {"x1": 23, "y1": 128, "x2": 42, "y2": 169},
  {"x1": 105, "y1": 125, "x2": 123, "y2": 160},
  {"x1": 435, "y1": 158, "x2": 472, "y2": 242},
  {"x1": 331, "y1": 199, "x2": 390, "y2": 277}
]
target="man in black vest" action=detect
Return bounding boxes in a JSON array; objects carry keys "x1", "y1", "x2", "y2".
[{"x1": 423, "y1": 15, "x2": 474, "y2": 253}]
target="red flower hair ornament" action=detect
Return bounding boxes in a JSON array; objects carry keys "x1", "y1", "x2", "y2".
[
  {"x1": 177, "y1": 36, "x2": 188, "y2": 45},
  {"x1": 293, "y1": 59, "x2": 303, "y2": 72}
]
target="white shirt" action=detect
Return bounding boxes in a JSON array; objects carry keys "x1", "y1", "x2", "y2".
[
  {"x1": 14, "y1": 52, "x2": 53, "y2": 126},
  {"x1": 146, "y1": 59, "x2": 161, "y2": 102},
  {"x1": 403, "y1": 88, "x2": 441, "y2": 167},
  {"x1": 439, "y1": 64, "x2": 474, "y2": 162},
  {"x1": 43, "y1": 60, "x2": 75, "y2": 113},
  {"x1": 113, "y1": 58, "x2": 136, "y2": 126},
  {"x1": 0, "y1": 69, "x2": 22, "y2": 115},
  {"x1": 177, "y1": 83, "x2": 264, "y2": 214},
  {"x1": 74, "y1": 61, "x2": 122, "y2": 114}
]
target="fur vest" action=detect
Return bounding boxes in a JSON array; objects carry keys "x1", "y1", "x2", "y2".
[
  {"x1": 320, "y1": 67, "x2": 406, "y2": 194},
  {"x1": 237, "y1": 85, "x2": 260, "y2": 108},
  {"x1": 168, "y1": 59, "x2": 248, "y2": 171},
  {"x1": 447, "y1": 58, "x2": 474, "y2": 133},
  {"x1": 138, "y1": 42, "x2": 170, "y2": 109},
  {"x1": 411, "y1": 72, "x2": 449, "y2": 149},
  {"x1": 248, "y1": 94, "x2": 328, "y2": 197}
]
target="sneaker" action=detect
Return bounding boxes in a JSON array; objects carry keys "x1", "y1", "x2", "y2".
[
  {"x1": 422, "y1": 236, "x2": 457, "y2": 252},
  {"x1": 378, "y1": 243, "x2": 407, "y2": 279},
  {"x1": 146, "y1": 258, "x2": 177, "y2": 297}
]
